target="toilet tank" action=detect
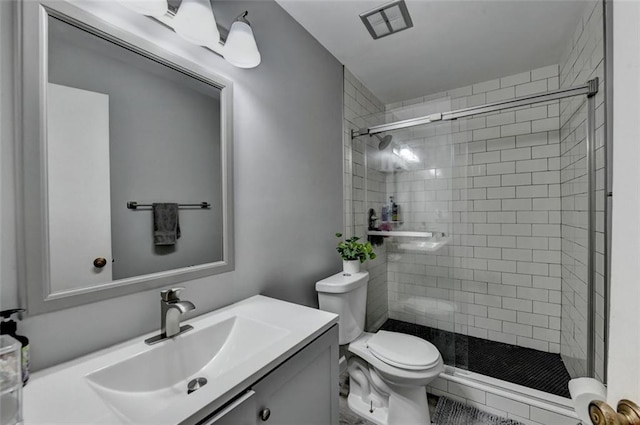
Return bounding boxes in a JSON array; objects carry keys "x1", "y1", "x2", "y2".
[{"x1": 316, "y1": 271, "x2": 368, "y2": 344}]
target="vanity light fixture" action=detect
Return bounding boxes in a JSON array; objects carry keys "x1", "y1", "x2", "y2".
[{"x1": 118, "y1": 0, "x2": 262, "y2": 68}]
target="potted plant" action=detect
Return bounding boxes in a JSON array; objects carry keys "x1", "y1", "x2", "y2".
[{"x1": 335, "y1": 233, "x2": 376, "y2": 274}]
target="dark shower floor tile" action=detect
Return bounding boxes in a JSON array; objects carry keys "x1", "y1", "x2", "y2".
[{"x1": 380, "y1": 319, "x2": 572, "y2": 398}]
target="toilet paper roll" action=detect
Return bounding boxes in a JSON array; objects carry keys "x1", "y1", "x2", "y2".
[{"x1": 569, "y1": 377, "x2": 607, "y2": 424}]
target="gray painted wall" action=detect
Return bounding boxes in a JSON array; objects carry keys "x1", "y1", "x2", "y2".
[
  {"x1": 49, "y1": 17, "x2": 223, "y2": 280},
  {"x1": 0, "y1": 0, "x2": 343, "y2": 371}
]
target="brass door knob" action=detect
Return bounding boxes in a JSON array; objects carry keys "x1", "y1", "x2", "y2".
[{"x1": 93, "y1": 257, "x2": 107, "y2": 268}]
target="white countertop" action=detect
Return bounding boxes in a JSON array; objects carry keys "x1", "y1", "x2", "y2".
[{"x1": 23, "y1": 295, "x2": 338, "y2": 424}]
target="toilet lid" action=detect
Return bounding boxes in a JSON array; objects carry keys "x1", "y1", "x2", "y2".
[{"x1": 366, "y1": 331, "x2": 440, "y2": 370}]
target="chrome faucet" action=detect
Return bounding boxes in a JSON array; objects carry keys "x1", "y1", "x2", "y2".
[{"x1": 145, "y1": 287, "x2": 195, "y2": 345}]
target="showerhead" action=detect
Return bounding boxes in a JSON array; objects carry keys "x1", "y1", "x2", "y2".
[{"x1": 374, "y1": 134, "x2": 393, "y2": 150}]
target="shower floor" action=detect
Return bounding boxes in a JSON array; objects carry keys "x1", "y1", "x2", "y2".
[{"x1": 380, "y1": 319, "x2": 571, "y2": 398}]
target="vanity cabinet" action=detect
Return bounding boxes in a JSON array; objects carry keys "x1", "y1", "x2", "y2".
[{"x1": 198, "y1": 325, "x2": 339, "y2": 425}]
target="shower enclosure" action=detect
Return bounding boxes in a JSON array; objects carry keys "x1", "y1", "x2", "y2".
[{"x1": 348, "y1": 75, "x2": 607, "y2": 400}]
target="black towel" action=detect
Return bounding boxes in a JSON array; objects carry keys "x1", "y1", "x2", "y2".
[{"x1": 152, "y1": 203, "x2": 181, "y2": 246}]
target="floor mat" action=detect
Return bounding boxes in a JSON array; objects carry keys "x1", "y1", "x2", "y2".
[{"x1": 432, "y1": 396, "x2": 525, "y2": 425}]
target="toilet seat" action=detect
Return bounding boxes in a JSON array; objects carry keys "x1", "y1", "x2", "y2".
[
  {"x1": 349, "y1": 332, "x2": 443, "y2": 388},
  {"x1": 366, "y1": 331, "x2": 440, "y2": 370}
]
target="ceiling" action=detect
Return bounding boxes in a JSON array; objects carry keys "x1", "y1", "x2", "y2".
[{"x1": 275, "y1": 0, "x2": 587, "y2": 104}]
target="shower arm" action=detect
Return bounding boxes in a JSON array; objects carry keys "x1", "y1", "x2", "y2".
[{"x1": 352, "y1": 78, "x2": 598, "y2": 138}]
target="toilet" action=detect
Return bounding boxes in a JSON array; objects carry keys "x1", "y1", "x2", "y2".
[{"x1": 316, "y1": 271, "x2": 443, "y2": 425}]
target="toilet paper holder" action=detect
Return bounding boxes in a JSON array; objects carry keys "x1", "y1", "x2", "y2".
[{"x1": 589, "y1": 399, "x2": 640, "y2": 425}]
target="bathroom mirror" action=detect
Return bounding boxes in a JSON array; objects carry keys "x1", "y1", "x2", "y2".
[{"x1": 19, "y1": 1, "x2": 234, "y2": 315}]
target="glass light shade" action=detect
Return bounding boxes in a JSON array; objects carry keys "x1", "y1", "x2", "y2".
[
  {"x1": 119, "y1": 0, "x2": 168, "y2": 17},
  {"x1": 223, "y1": 20, "x2": 261, "y2": 68},
  {"x1": 172, "y1": 0, "x2": 220, "y2": 46}
]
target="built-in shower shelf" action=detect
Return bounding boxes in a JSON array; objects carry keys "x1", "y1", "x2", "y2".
[{"x1": 367, "y1": 230, "x2": 434, "y2": 238}]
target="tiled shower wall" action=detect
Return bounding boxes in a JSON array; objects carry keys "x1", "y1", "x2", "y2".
[
  {"x1": 343, "y1": 68, "x2": 388, "y2": 330},
  {"x1": 558, "y1": 0, "x2": 606, "y2": 381},
  {"x1": 382, "y1": 65, "x2": 564, "y2": 353}
]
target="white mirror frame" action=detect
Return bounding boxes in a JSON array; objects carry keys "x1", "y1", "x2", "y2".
[{"x1": 18, "y1": 1, "x2": 234, "y2": 315}]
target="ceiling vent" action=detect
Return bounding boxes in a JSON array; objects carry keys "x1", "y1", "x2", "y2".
[{"x1": 360, "y1": 0, "x2": 414, "y2": 40}]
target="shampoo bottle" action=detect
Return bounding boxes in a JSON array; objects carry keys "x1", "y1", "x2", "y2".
[{"x1": 0, "y1": 309, "x2": 29, "y2": 385}]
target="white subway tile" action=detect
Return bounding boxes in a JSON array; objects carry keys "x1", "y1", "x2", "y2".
[
  {"x1": 533, "y1": 198, "x2": 560, "y2": 211},
  {"x1": 532, "y1": 250, "x2": 561, "y2": 264},
  {"x1": 515, "y1": 106, "x2": 548, "y2": 123},
  {"x1": 532, "y1": 171, "x2": 559, "y2": 184},
  {"x1": 516, "y1": 159, "x2": 548, "y2": 173},
  {"x1": 501, "y1": 122, "x2": 532, "y2": 137},
  {"x1": 486, "y1": 137, "x2": 516, "y2": 151},
  {"x1": 488, "y1": 211, "x2": 516, "y2": 223},
  {"x1": 531, "y1": 64, "x2": 559, "y2": 81},
  {"x1": 503, "y1": 297, "x2": 533, "y2": 312},
  {"x1": 488, "y1": 236, "x2": 517, "y2": 248},
  {"x1": 532, "y1": 117, "x2": 559, "y2": 132},
  {"x1": 517, "y1": 311, "x2": 549, "y2": 328},
  {"x1": 474, "y1": 175, "x2": 502, "y2": 187},
  {"x1": 488, "y1": 307, "x2": 517, "y2": 322},
  {"x1": 529, "y1": 407, "x2": 577, "y2": 425},
  {"x1": 516, "y1": 211, "x2": 549, "y2": 223},
  {"x1": 516, "y1": 79, "x2": 547, "y2": 97},
  {"x1": 486, "y1": 393, "x2": 530, "y2": 418},
  {"x1": 474, "y1": 127, "x2": 502, "y2": 141},
  {"x1": 503, "y1": 248, "x2": 533, "y2": 261},
  {"x1": 533, "y1": 276, "x2": 561, "y2": 290},
  {"x1": 532, "y1": 144, "x2": 560, "y2": 159},
  {"x1": 488, "y1": 259, "x2": 518, "y2": 273},
  {"x1": 503, "y1": 322, "x2": 533, "y2": 338},
  {"x1": 487, "y1": 162, "x2": 516, "y2": 175},
  {"x1": 473, "y1": 223, "x2": 501, "y2": 235},
  {"x1": 474, "y1": 294, "x2": 502, "y2": 308},
  {"x1": 486, "y1": 86, "x2": 515, "y2": 103},
  {"x1": 533, "y1": 301, "x2": 561, "y2": 317},
  {"x1": 473, "y1": 151, "x2": 501, "y2": 164},
  {"x1": 502, "y1": 174, "x2": 532, "y2": 186},
  {"x1": 516, "y1": 133, "x2": 548, "y2": 148},
  {"x1": 473, "y1": 79, "x2": 500, "y2": 94},
  {"x1": 500, "y1": 71, "x2": 531, "y2": 88},
  {"x1": 487, "y1": 112, "x2": 515, "y2": 127},
  {"x1": 502, "y1": 272, "x2": 532, "y2": 287},
  {"x1": 533, "y1": 327, "x2": 560, "y2": 343},
  {"x1": 501, "y1": 147, "x2": 531, "y2": 161},
  {"x1": 516, "y1": 262, "x2": 549, "y2": 276},
  {"x1": 475, "y1": 247, "x2": 502, "y2": 259},
  {"x1": 474, "y1": 200, "x2": 502, "y2": 211},
  {"x1": 502, "y1": 199, "x2": 532, "y2": 210},
  {"x1": 502, "y1": 224, "x2": 532, "y2": 236},
  {"x1": 516, "y1": 236, "x2": 549, "y2": 250},
  {"x1": 517, "y1": 336, "x2": 549, "y2": 351},
  {"x1": 487, "y1": 187, "x2": 516, "y2": 199}
]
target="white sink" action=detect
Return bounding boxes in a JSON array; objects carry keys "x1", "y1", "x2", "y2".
[
  {"x1": 24, "y1": 295, "x2": 339, "y2": 425},
  {"x1": 85, "y1": 315, "x2": 288, "y2": 422}
]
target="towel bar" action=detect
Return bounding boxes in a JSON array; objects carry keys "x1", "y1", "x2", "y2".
[{"x1": 127, "y1": 201, "x2": 211, "y2": 210}]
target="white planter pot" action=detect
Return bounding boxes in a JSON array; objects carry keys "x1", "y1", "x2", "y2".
[{"x1": 343, "y1": 260, "x2": 360, "y2": 274}]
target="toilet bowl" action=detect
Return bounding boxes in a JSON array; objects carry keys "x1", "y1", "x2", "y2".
[{"x1": 316, "y1": 271, "x2": 444, "y2": 425}]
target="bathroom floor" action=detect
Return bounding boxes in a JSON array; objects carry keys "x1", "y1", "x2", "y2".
[{"x1": 380, "y1": 319, "x2": 572, "y2": 398}]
